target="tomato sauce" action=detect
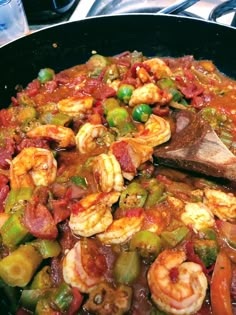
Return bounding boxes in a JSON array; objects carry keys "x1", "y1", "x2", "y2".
[{"x1": 1, "y1": 51, "x2": 236, "y2": 315}]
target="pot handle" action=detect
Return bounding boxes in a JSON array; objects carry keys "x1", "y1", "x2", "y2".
[
  {"x1": 208, "y1": 0, "x2": 236, "y2": 27},
  {"x1": 157, "y1": 0, "x2": 200, "y2": 15}
]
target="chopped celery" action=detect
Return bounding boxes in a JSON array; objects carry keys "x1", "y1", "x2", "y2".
[
  {"x1": 30, "y1": 239, "x2": 61, "y2": 258},
  {"x1": 20, "y1": 288, "x2": 54, "y2": 311},
  {"x1": 161, "y1": 226, "x2": 190, "y2": 247},
  {"x1": 0, "y1": 211, "x2": 31, "y2": 249},
  {"x1": 114, "y1": 251, "x2": 140, "y2": 285},
  {"x1": 30, "y1": 266, "x2": 54, "y2": 289},
  {"x1": 51, "y1": 282, "x2": 73, "y2": 312},
  {"x1": 0, "y1": 244, "x2": 42, "y2": 287},
  {"x1": 5, "y1": 187, "x2": 33, "y2": 213}
]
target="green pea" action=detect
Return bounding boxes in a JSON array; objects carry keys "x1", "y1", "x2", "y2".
[
  {"x1": 117, "y1": 84, "x2": 135, "y2": 104},
  {"x1": 132, "y1": 104, "x2": 152, "y2": 122},
  {"x1": 38, "y1": 68, "x2": 55, "y2": 84}
]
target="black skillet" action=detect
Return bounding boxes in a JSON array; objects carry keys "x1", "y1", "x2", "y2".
[
  {"x1": 0, "y1": 13, "x2": 236, "y2": 313},
  {"x1": 0, "y1": 14, "x2": 235, "y2": 107}
]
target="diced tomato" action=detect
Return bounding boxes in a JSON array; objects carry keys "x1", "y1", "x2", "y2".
[
  {"x1": 0, "y1": 184, "x2": 9, "y2": 212},
  {"x1": 131, "y1": 62, "x2": 150, "y2": 78},
  {"x1": 81, "y1": 78, "x2": 116, "y2": 100},
  {"x1": 23, "y1": 202, "x2": 58, "y2": 239},
  {"x1": 67, "y1": 287, "x2": 83, "y2": 315},
  {"x1": 26, "y1": 79, "x2": 40, "y2": 97},
  {"x1": 51, "y1": 199, "x2": 70, "y2": 224},
  {"x1": 0, "y1": 109, "x2": 14, "y2": 127},
  {"x1": 125, "y1": 208, "x2": 144, "y2": 218},
  {"x1": 112, "y1": 141, "x2": 136, "y2": 173}
]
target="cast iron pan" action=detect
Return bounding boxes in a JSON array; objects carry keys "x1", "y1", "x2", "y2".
[
  {"x1": 0, "y1": 14, "x2": 236, "y2": 107},
  {"x1": 0, "y1": 14, "x2": 235, "y2": 313}
]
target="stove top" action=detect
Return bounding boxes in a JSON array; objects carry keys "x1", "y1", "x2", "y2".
[
  {"x1": 69, "y1": 0, "x2": 235, "y2": 27},
  {"x1": 27, "y1": 0, "x2": 236, "y2": 29}
]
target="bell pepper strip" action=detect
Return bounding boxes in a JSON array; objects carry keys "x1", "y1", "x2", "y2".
[
  {"x1": 0, "y1": 211, "x2": 31, "y2": 249},
  {"x1": 5, "y1": 187, "x2": 33, "y2": 213},
  {"x1": 119, "y1": 182, "x2": 148, "y2": 209},
  {"x1": 0, "y1": 244, "x2": 43, "y2": 287},
  {"x1": 30, "y1": 239, "x2": 61, "y2": 259},
  {"x1": 84, "y1": 282, "x2": 132, "y2": 314},
  {"x1": 30, "y1": 266, "x2": 54, "y2": 289},
  {"x1": 210, "y1": 250, "x2": 233, "y2": 315},
  {"x1": 161, "y1": 226, "x2": 190, "y2": 248},
  {"x1": 114, "y1": 251, "x2": 140, "y2": 285},
  {"x1": 129, "y1": 230, "x2": 162, "y2": 260}
]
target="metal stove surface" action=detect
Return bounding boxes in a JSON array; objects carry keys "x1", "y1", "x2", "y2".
[{"x1": 70, "y1": 0, "x2": 235, "y2": 26}]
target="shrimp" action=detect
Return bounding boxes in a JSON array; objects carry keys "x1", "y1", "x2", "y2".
[
  {"x1": 63, "y1": 239, "x2": 106, "y2": 293},
  {"x1": 181, "y1": 202, "x2": 215, "y2": 232},
  {"x1": 75, "y1": 122, "x2": 112, "y2": 154},
  {"x1": 10, "y1": 147, "x2": 57, "y2": 189},
  {"x1": 136, "y1": 114, "x2": 171, "y2": 148},
  {"x1": 110, "y1": 138, "x2": 153, "y2": 180},
  {"x1": 203, "y1": 188, "x2": 236, "y2": 221},
  {"x1": 58, "y1": 95, "x2": 94, "y2": 116},
  {"x1": 27, "y1": 124, "x2": 76, "y2": 148},
  {"x1": 92, "y1": 153, "x2": 124, "y2": 192},
  {"x1": 97, "y1": 213, "x2": 144, "y2": 245},
  {"x1": 143, "y1": 58, "x2": 172, "y2": 79},
  {"x1": 129, "y1": 83, "x2": 172, "y2": 107},
  {"x1": 147, "y1": 249, "x2": 208, "y2": 315},
  {"x1": 69, "y1": 191, "x2": 120, "y2": 237}
]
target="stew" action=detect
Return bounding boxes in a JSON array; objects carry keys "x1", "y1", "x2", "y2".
[{"x1": 0, "y1": 50, "x2": 236, "y2": 315}]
